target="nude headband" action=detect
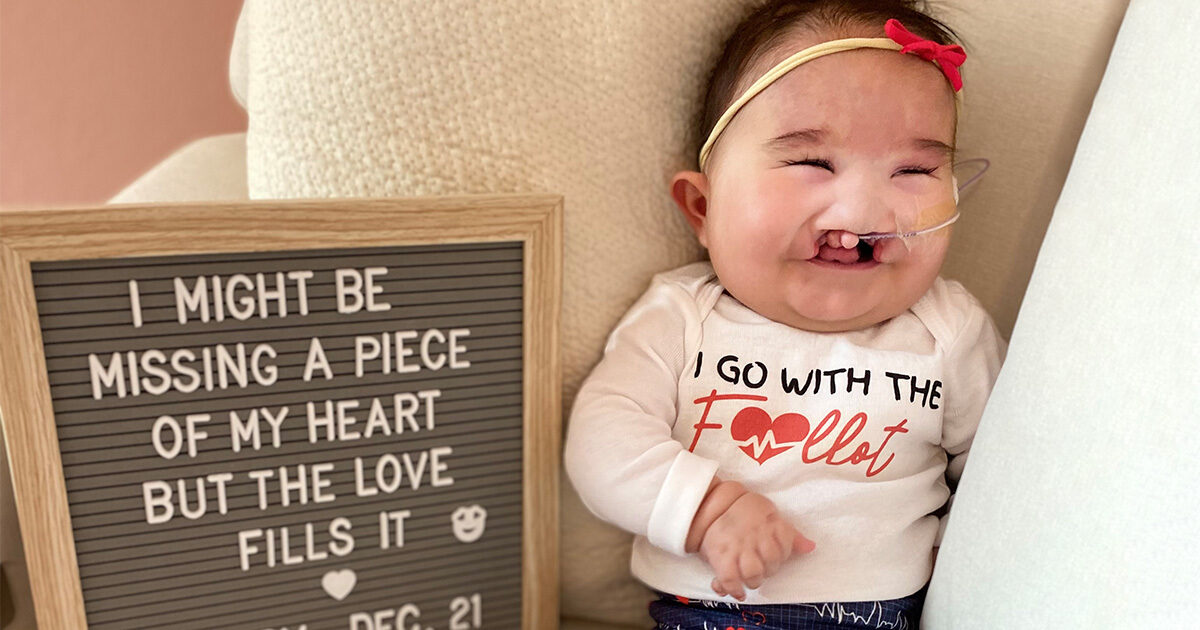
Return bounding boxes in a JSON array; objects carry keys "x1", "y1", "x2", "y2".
[{"x1": 698, "y1": 19, "x2": 966, "y2": 170}]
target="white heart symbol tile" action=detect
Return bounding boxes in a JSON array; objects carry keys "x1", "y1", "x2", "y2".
[{"x1": 321, "y1": 568, "x2": 356, "y2": 601}]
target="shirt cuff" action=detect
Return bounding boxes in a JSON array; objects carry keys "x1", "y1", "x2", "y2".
[{"x1": 646, "y1": 450, "x2": 720, "y2": 556}]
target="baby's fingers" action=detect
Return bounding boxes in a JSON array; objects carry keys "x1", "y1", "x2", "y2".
[
  {"x1": 775, "y1": 521, "x2": 816, "y2": 556},
  {"x1": 711, "y1": 556, "x2": 746, "y2": 601},
  {"x1": 756, "y1": 534, "x2": 784, "y2": 578},
  {"x1": 738, "y1": 550, "x2": 766, "y2": 590},
  {"x1": 792, "y1": 531, "x2": 816, "y2": 554},
  {"x1": 711, "y1": 576, "x2": 746, "y2": 601}
]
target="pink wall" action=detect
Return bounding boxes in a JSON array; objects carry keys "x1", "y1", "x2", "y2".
[{"x1": 0, "y1": 0, "x2": 247, "y2": 208}]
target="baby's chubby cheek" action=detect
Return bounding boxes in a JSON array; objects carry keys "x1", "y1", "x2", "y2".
[
  {"x1": 903, "y1": 232, "x2": 953, "y2": 277},
  {"x1": 913, "y1": 197, "x2": 958, "y2": 231},
  {"x1": 708, "y1": 212, "x2": 797, "y2": 264}
]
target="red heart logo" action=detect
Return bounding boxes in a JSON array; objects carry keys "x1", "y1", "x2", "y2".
[{"x1": 729, "y1": 406, "x2": 809, "y2": 465}]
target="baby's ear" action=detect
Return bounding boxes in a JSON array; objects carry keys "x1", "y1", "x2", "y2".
[{"x1": 669, "y1": 170, "x2": 711, "y2": 247}]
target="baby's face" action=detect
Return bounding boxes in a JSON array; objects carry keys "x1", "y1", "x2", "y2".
[{"x1": 676, "y1": 30, "x2": 958, "y2": 332}]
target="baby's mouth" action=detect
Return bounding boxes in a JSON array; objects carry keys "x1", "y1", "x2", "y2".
[
  {"x1": 815, "y1": 239, "x2": 876, "y2": 264},
  {"x1": 812, "y1": 229, "x2": 879, "y2": 265}
]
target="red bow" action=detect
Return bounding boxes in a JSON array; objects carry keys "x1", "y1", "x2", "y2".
[{"x1": 884, "y1": 19, "x2": 966, "y2": 92}]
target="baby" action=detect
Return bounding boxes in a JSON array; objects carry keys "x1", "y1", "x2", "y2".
[{"x1": 565, "y1": 0, "x2": 1006, "y2": 628}]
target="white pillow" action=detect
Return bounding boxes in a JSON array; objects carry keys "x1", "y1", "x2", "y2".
[{"x1": 923, "y1": 0, "x2": 1200, "y2": 626}]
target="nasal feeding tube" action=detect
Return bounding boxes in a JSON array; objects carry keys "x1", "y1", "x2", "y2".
[{"x1": 854, "y1": 158, "x2": 990, "y2": 248}]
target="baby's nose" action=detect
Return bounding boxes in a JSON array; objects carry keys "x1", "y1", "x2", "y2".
[{"x1": 823, "y1": 230, "x2": 860, "y2": 249}]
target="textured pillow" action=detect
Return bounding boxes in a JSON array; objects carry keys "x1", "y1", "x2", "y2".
[
  {"x1": 923, "y1": 0, "x2": 1200, "y2": 626},
  {"x1": 240, "y1": 0, "x2": 1128, "y2": 624},
  {"x1": 246, "y1": 3, "x2": 734, "y2": 623}
]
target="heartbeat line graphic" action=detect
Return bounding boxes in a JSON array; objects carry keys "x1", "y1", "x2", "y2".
[
  {"x1": 735, "y1": 432, "x2": 798, "y2": 462},
  {"x1": 796, "y1": 602, "x2": 911, "y2": 629}
]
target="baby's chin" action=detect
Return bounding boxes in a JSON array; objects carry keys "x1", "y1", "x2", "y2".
[
  {"x1": 753, "y1": 288, "x2": 908, "y2": 332},
  {"x1": 713, "y1": 257, "x2": 940, "y2": 332},
  {"x1": 781, "y1": 304, "x2": 897, "y2": 333}
]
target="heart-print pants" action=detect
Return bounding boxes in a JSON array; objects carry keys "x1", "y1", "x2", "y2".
[{"x1": 647, "y1": 585, "x2": 926, "y2": 630}]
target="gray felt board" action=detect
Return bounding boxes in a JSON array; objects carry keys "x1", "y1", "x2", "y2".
[{"x1": 31, "y1": 242, "x2": 525, "y2": 630}]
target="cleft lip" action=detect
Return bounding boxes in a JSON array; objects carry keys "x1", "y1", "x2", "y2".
[
  {"x1": 817, "y1": 229, "x2": 861, "y2": 250},
  {"x1": 808, "y1": 229, "x2": 880, "y2": 264},
  {"x1": 803, "y1": 229, "x2": 905, "y2": 265}
]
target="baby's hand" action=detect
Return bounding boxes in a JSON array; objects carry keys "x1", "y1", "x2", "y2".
[{"x1": 698, "y1": 491, "x2": 816, "y2": 601}]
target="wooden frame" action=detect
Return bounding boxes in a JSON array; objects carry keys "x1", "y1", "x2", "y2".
[{"x1": 0, "y1": 194, "x2": 562, "y2": 629}]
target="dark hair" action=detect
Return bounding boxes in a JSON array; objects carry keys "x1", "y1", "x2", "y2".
[{"x1": 698, "y1": 0, "x2": 962, "y2": 169}]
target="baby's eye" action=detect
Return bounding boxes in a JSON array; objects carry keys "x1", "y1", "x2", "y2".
[
  {"x1": 782, "y1": 158, "x2": 834, "y2": 172},
  {"x1": 895, "y1": 166, "x2": 938, "y2": 176}
]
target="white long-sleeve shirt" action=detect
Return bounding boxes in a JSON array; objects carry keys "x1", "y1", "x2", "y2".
[{"x1": 565, "y1": 262, "x2": 1006, "y2": 604}]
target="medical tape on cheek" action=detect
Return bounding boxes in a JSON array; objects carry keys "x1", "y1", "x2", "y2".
[
  {"x1": 886, "y1": 171, "x2": 961, "y2": 233},
  {"x1": 857, "y1": 204, "x2": 950, "y2": 239},
  {"x1": 856, "y1": 178, "x2": 960, "y2": 260}
]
